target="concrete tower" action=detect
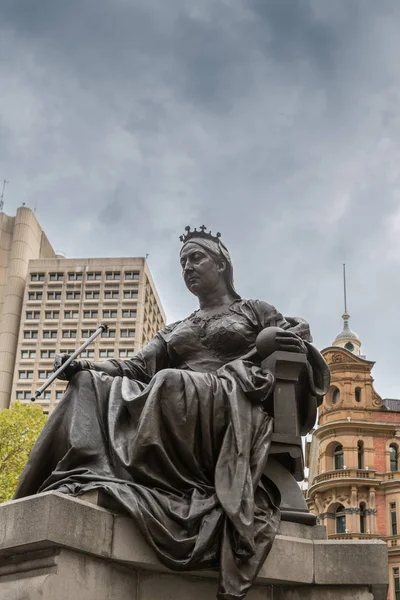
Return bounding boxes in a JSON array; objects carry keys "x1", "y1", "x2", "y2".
[{"x1": 0, "y1": 207, "x2": 55, "y2": 409}]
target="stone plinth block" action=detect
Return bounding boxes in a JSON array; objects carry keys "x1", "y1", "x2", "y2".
[{"x1": 0, "y1": 492, "x2": 388, "y2": 600}]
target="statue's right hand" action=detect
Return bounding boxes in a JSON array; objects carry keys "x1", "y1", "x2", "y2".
[{"x1": 53, "y1": 354, "x2": 82, "y2": 381}]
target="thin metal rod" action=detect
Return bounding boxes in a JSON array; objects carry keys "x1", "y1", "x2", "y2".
[
  {"x1": 31, "y1": 324, "x2": 108, "y2": 401},
  {"x1": 343, "y1": 263, "x2": 347, "y2": 314}
]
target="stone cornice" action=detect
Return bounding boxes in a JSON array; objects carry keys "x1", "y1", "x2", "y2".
[{"x1": 312, "y1": 420, "x2": 400, "y2": 440}]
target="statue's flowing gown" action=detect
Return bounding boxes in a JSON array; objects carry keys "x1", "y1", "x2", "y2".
[{"x1": 14, "y1": 300, "x2": 328, "y2": 600}]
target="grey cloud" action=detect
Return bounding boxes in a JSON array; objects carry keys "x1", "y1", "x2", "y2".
[{"x1": 1, "y1": 0, "x2": 400, "y2": 397}]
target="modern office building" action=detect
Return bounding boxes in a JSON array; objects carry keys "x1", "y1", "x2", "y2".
[
  {"x1": 306, "y1": 313, "x2": 400, "y2": 600},
  {"x1": 0, "y1": 207, "x2": 166, "y2": 412}
]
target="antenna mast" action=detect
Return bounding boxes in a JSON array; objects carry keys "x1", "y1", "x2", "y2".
[
  {"x1": 0, "y1": 180, "x2": 9, "y2": 212},
  {"x1": 343, "y1": 263, "x2": 348, "y2": 314}
]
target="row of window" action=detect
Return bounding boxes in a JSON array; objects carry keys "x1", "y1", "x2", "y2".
[
  {"x1": 31, "y1": 271, "x2": 140, "y2": 282},
  {"x1": 28, "y1": 289, "x2": 138, "y2": 301},
  {"x1": 24, "y1": 328, "x2": 135, "y2": 339},
  {"x1": 333, "y1": 442, "x2": 399, "y2": 472},
  {"x1": 18, "y1": 346, "x2": 136, "y2": 378},
  {"x1": 26, "y1": 309, "x2": 137, "y2": 320},
  {"x1": 60, "y1": 348, "x2": 135, "y2": 358},
  {"x1": 16, "y1": 390, "x2": 58, "y2": 400},
  {"x1": 21, "y1": 348, "x2": 135, "y2": 359}
]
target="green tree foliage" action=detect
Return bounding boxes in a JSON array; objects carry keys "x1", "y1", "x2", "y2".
[{"x1": 0, "y1": 402, "x2": 47, "y2": 502}]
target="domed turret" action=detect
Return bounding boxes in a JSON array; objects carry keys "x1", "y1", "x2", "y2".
[{"x1": 332, "y1": 312, "x2": 361, "y2": 355}]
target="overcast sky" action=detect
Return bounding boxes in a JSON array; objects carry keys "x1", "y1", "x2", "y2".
[{"x1": 1, "y1": 0, "x2": 400, "y2": 398}]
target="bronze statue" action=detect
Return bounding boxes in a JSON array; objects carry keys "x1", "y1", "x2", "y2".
[{"x1": 14, "y1": 227, "x2": 329, "y2": 600}]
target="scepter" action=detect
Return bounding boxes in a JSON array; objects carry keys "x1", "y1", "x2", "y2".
[{"x1": 31, "y1": 324, "x2": 108, "y2": 402}]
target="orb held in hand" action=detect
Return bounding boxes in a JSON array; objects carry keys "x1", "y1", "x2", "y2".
[{"x1": 256, "y1": 326, "x2": 285, "y2": 359}]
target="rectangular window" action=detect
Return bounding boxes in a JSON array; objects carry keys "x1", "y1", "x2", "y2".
[
  {"x1": 85, "y1": 290, "x2": 100, "y2": 299},
  {"x1": 68, "y1": 272, "x2": 83, "y2": 281},
  {"x1": 38, "y1": 371, "x2": 52, "y2": 380},
  {"x1": 106, "y1": 271, "x2": 120, "y2": 280},
  {"x1": 16, "y1": 391, "x2": 32, "y2": 400},
  {"x1": 122, "y1": 310, "x2": 136, "y2": 319},
  {"x1": 45, "y1": 310, "x2": 60, "y2": 319},
  {"x1": 123, "y1": 289, "x2": 138, "y2": 299},
  {"x1": 62, "y1": 330, "x2": 77, "y2": 338},
  {"x1": 43, "y1": 330, "x2": 57, "y2": 339},
  {"x1": 391, "y1": 503, "x2": 398, "y2": 536},
  {"x1": 83, "y1": 310, "x2": 98, "y2": 319},
  {"x1": 80, "y1": 349, "x2": 95, "y2": 358},
  {"x1": 56, "y1": 391, "x2": 64, "y2": 400},
  {"x1": 125, "y1": 271, "x2": 140, "y2": 280},
  {"x1": 24, "y1": 330, "x2": 38, "y2": 339},
  {"x1": 60, "y1": 348, "x2": 75, "y2": 355},
  {"x1": 66, "y1": 291, "x2": 81, "y2": 300},
  {"x1": 87, "y1": 272, "x2": 102, "y2": 280},
  {"x1": 26, "y1": 311, "x2": 40, "y2": 320},
  {"x1": 31, "y1": 273, "x2": 45, "y2": 282},
  {"x1": 41, "y1": 349, "x2": 56, "y2": 359},
  {"x1": 64, "y1": 310, "x2": 79, "y2": 319},
  {"x1": 82, "y1": 329, "x2": 96, "y2": 338},
  {"x1": 102, "y1": 328, "x2": 116, "y2": 338},
  {"x1": 28, "y1": 291, "x2": 43, "y2": 301},
  {"x1": 120, "y1": 328, "x2": 135, "y2": 338},
  {"x1": 43, "y1": 390, "x2": 51, "y2": 400},
  {"x1": 19, "y1": 370, "x2": 33, "y2": 379},
  {"x1": 47, "y1": 291, "x2": 62, "y2": 301},
  {"x1": 49, "y1": 272, "x2": 63, "y2": 281},
  {"x1": 21, "y1": 350, "x2": 36, "y2": 359},
  {"x1": 103, "y1": 309, "x2": 117, "y2": 319},
  {"x1": 99, "y1": 349, "x2": 115, "y2": 358},
  {"x1": 394, "y1": 568, "x2": 400, "y2": 600},
  {"x1": 119, "y1": 349, "x2": 135, "y2": 358},
  {"x1": 104, "y1": 290, "x2": 119, "y2": 299}
]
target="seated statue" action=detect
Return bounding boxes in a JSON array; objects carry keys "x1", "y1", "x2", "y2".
[{"x1": 14, "y1": 227, "x2": 329, "y2": 600}]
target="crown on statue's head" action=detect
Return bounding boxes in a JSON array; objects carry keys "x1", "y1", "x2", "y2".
[{"x1": 179, "y1": 225, "x2": 222, "y2": 245}]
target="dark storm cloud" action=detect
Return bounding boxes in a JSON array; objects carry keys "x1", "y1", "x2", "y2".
[{"x1": 1, "y1": 0, "x2": 400, "y2": 397}]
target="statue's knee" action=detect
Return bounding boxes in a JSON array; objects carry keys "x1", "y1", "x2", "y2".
[{"x1": 156, "y1": 368, "x2": 182, "y2": 389}]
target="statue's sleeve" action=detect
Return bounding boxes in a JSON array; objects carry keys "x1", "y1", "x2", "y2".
[{"x1": 79, "y1": 323, "x2": 178, "y2": 382}]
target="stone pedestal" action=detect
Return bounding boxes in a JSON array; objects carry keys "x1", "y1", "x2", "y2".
[{"x1": 0, "y1": 492, "x2": 388, "y2": 600}]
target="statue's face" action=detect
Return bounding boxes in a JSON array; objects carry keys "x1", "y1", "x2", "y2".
[{"x1": 180, "y1": 242, "x2": 225, "y2": 297}]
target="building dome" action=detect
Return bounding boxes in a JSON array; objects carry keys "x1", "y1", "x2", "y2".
[{"x1": 332, "y1": 313, "x2": 361, "y2": 355}]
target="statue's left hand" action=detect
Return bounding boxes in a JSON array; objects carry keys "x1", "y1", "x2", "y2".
[{"x1": 275, "y1": 330, "x2": 307, "y2": 354}]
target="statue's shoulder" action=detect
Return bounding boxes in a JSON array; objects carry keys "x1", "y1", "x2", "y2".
[
  {"x1": 158, "y1": 321, "x2": 182, "y2": 339},
  {"x1": 237, "y1": 298, "x2": 280, "y2": 318}
]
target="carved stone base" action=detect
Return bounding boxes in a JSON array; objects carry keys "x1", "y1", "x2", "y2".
[{"x1": 0, "y1": 492, "x2": 388, "y2": 600}]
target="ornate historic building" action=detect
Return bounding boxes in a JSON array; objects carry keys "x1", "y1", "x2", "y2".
[{"x1": 306, "y1": 312, "x2": 400, "y2": 599}]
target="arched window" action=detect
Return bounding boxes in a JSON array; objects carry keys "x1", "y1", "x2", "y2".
[
  {"x1": 390, "y1": 444, "x2": 398, "y2": 472},
  {"x1": 332, "y1": 386, "x2": 340, "y2": 405},
  {"x1": 336, "y1": 505, "x2": 346, "y2": 534},
  {"x1": 357, "y1": 441, "x2": 364, "y2": 470},
  {"x1": 359, "y1": 503, "x2": 366, "y2": 534},
  {"x1": 334, "y1": 444, "x2": 344, "y2": 470},
  {"x1": 355, "y1": 387, "x2": 361, "y2": 403}
]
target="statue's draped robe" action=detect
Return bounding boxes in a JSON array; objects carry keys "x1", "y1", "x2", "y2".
[{"x1": 15, "y1": 300, "x2": 328, "y2": 600}]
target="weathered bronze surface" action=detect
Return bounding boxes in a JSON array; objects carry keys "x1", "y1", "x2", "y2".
[{"x1": 14, "y1": 227, "x2": 329, "y2": 600}]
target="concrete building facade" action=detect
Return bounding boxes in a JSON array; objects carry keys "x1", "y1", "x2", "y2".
[
  {"x1": 0, "y1": 208, "x2": 166, "y2": 412},
  {"x1": 0, "y1": 207, "x2": 56, "y2": 409},
  {"x1": 306, "y1": 313, "x2": 400, "y2": 600}
]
